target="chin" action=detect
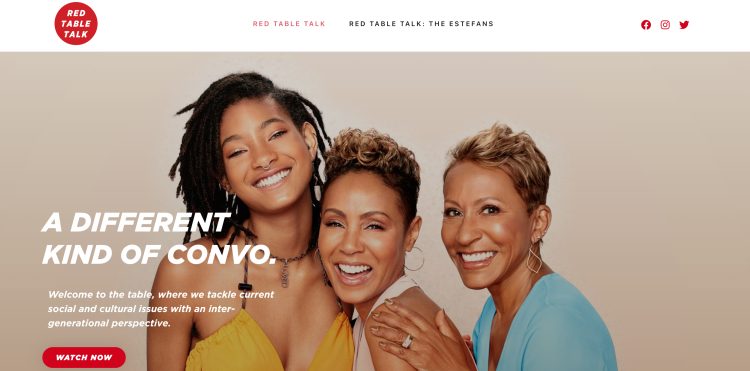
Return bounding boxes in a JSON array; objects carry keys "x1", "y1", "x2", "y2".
[
  {"x1": 252, "y1": 185, "x2": 308, "y2": 212},
  {"x1": 327, "y1": 264, "x2": 382, "y2": 306},
  {"x1": 332, "y1": 284, "x2": 376, "y2": 306},
  {"x1": 457, "y1": 270, "x2": 498, "y2": 291}
]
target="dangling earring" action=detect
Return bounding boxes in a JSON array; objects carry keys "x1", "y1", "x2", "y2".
[
  {"x1": 405, "y1": 247, "x2": 425, "y2": 271},
  {"x1": 526, "y1": 238, "x2": 542, "y2": 274},
  {"x1": 312, "y1": 161, "x2": 322, "y2": 201}
]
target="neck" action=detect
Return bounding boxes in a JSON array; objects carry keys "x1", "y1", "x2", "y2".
[
  {"x1": 244, "y1": 192, "x2": 314, "y2": 259},
  {"x1": 487, "y1": 260, "x2": 549, "y2": 319},
  {"x1": 355, "y1": 272, "x2": 405, "y2": 323}
]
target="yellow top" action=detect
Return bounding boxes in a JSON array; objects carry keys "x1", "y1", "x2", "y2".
[{"x1": 185, "y1": 310, "x2": 353, "y2": 371}]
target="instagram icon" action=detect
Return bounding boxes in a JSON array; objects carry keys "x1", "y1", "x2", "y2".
[{"x1": 661, "y1": 20, "x2": 670, "y2": 29}]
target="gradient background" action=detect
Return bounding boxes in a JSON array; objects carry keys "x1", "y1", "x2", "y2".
[{"x1": 0, "y1": 53, "x2": 748, "y2": 370}]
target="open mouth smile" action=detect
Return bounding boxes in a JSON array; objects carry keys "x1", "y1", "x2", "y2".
[
  {"x1": 253, "y1": 168, "x2": 291, "y2": 188},
  {"x1": 335, "y1": 263, "x2": 373, "y2": 286},
  {"x1": 458, "y1": 251, "x2": 497, "y2": 269}
]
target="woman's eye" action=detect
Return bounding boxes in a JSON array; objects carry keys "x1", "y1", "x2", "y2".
[
  {"x1": 444, "y1": 209, "x2": 462, "y2": 217},
  {"x1": 325, "y1": 221, "x2": 344, "y2": 228},
  {"x1": 270, "y1": 130, "x2": 287, "y2": 140},
  {"x1": 365, "y1": 223, "x2": 384, "y2": 230},
  {"x1": 228, "y1": 150, "x2": 246, "y2": 158},
  {"x1": 481, "y1": 206, "x2": 500, "y2": 214}
]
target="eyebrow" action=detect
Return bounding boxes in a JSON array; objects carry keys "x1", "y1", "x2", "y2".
[
  {"x1": 260, "y1": 117, "x2": 285, "y2": 130},
  {"x1": 221, "y1": 134, "x2": 242, "y2": 149},
  {"x1": 443, "y1": 197, "x2": 502, "y2": 206},
  {"x1": 220, "y1": 118, "x2": 287, "y2": 149},
  {"x1": 361, "y1": 211, "x2": 391, "y2": 220},
  {"x1": 474, "y1": 197, "x2": 501, "y2": 205},
  {"x1": 323, "y1": 208, "x2": 345, "y2": 217},
  {"x1": 322, "y1": 208, "x2": 391, "y2": 220},
  {"x1": 444, "y1": 199, "x2": 460, "y2": 206}
]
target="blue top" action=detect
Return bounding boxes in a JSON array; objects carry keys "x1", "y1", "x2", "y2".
[{"x1": 472, "y1": 273, "x2": 617, "y2": 371}]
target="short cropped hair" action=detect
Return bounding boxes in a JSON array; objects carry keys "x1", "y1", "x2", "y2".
[
  {"x1": 323, "y1": 129, "x2": 420, "y2": 228},
  {"x1": 445, "y1": 124, "x2": 550, "y2": 214}
]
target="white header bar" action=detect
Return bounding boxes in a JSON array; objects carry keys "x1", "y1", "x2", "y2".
[{"x1": 2, "y1": 0, "x2": 748, "y2": 51}]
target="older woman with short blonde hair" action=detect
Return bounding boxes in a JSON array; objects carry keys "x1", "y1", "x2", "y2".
[{"x1": 371, "y1": 124, "x2": 618, "y2": 371}]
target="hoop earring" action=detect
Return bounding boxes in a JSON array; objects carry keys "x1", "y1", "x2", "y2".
[
  {"x1": 526, "y1": 242, "x2": 542, "y2": 274},
  {"x1": 312, "y1": 161, "x2": 322, "y2": 201},
  {"x1": 405, "y1": 246, "x2": 425, "y2": 271},
  {"x1": 314, "y1": 248, "x2": 330, "y2": 285}
]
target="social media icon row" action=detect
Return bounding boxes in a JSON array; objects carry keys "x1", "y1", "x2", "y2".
[{"x1": 641, "y1": 20, "x2": 688, "y2": 30}]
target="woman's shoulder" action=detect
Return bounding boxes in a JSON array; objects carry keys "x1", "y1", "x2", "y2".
[
  {"x1": 364, "y1": 287, "x2": 441, "y2": 371},
  {"x1": 152, "y1": 235, "x2": 217, "y2": 292},
  {"x1": 516, "y1": 274, "x2": 618, "y2": 370},
  {"x1": 366, "y1": 286, "x2": 440, "y2": 327},
  {"x1": 529, "y1": 273, "x2": 604, "y2": 322},
  {"x1": 393, "y1": 286, "x2": 441, "y2": 323}
]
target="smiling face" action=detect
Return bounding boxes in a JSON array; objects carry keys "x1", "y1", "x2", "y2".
[
  {"x1": 442, "y1": 161, "x2": 540, "y2": 290},
  {"x1": 219, "y1": 97, "x2": 317, "y2": 214},
  {"x1": 318, "y1": 171, "x2": 420, "y2": 308}
]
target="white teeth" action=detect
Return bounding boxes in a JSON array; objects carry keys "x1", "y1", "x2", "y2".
[
  {"x1": 255, "y1": 169, "x2": 291, "y2": 188},
  {"x1": 338, "y1": 264, "x2": 372, "y2": 275},
  {"x1": 461, "y1": 252, "x2": 496, "y2": 262}
]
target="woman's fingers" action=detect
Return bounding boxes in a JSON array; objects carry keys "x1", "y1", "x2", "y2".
[
  {"x1": 378, "y1": 341, "x2": 425, "y2": 369},
  {"x1": 370, "y1": 325, "x2": 410, "y2": 344},
  {"x1": 383, "y1": 299, "x2": 433, "y2": 332},
  {"x1": 462, "y1": 335, "x2": 474, "y2": 351},
  {"x1": 372, "y1": 310, "x2": 422, "y2": 336},
  {"x1": 436, "y1": 309, "x2": 478, "y2": 371},
  {"x1": 435, "y1": 308, "x2": 458, "y2": 340},
  {"x1": 374, "y1": 306, "x2": 477, "y2": 371},
  {"x1": 378, "y1": 340, "x2": 471, "y2": 371}
]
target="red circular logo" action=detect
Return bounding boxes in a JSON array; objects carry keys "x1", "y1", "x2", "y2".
[{"x1": 54, "y1": 2, "x2": 98, "y2": 45}]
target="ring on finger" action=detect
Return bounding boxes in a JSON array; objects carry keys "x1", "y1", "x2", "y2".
[{"x1": 401, "y1": 333, "x2": 413, "y2": 349}]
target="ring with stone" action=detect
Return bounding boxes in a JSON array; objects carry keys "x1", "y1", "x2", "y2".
[{"x1": 401, "y1": 333, "x2": 413, "y2": 349}]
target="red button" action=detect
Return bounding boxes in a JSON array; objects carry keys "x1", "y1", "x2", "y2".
[{"x1": 43, "y1": 347, "x2": 125, "y2": 368}]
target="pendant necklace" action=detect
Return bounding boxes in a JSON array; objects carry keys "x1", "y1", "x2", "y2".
[{"x1": 244, "y1": 234, "x2": 313, "y2": 288}]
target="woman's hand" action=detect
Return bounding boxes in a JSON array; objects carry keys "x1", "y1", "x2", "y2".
[{"x1": 370, "y1": 299, "x2": 477, "y2": 371}]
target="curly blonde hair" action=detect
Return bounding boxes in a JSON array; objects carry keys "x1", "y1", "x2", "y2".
[
  {"x1": 445, "y1": 123, "x2": 550, "y2": 214},
  {"x1": 323, "y1": 129, "x2": 420, "y2": 227}
]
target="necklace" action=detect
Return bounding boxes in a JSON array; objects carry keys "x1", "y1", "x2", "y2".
[{"x1": 244, "y1": 235, "x2": 313, "y2": 288}]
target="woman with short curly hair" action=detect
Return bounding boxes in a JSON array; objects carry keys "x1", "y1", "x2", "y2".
[
  {"x1": 372, "y1": 124, "x2": 617, "y2": 371},
  {"x1": 316, "y1": 128, "x2": 456, "y2": 371}
]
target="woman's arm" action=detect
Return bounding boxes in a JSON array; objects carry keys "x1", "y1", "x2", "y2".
[
  {"x1": 146, "y1": 254, "x2": 196, "y2": 371},
  {"x1": 370, "y1": 299, "x2": 476, "y2": 371},
  {"x1": 365, "y1": 302, "x2": 420, "y2": 371}
]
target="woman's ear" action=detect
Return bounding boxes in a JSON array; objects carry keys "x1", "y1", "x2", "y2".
[
  {"x1": 301, "y1": 122, "x2": 319, "y2": 160},
  {"x1": 219, "y1": 176, "x2": 233, "y2": 195},
  {"x1": 530, "y1": 205, "x2": 552, "y2": 241},
  {"x1": 404, "y1": 216, "x2": 423, "y2": 253}
]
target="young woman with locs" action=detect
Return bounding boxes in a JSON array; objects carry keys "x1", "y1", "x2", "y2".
[
  {"x1": 370, "y1": 124, "x2": 617, "y2": 371},
  {"x1": 147, "y1": 73, "x2": 354, "y2": 371}
]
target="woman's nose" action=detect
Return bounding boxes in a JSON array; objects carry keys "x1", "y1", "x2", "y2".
[
  {"x1": 251, "y1": 143, "x2": 278, "y2": 170},
  {"x1": 340, "y1": 229, "x2": 364, "y2": 255},
  {"x1": 455, "y1": 215, "x2": 481, "y2": 246}
]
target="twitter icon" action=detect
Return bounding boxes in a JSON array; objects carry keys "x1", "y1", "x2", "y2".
[{"x1": 680, "y1": 21, "x2": 689, "y2": 29}]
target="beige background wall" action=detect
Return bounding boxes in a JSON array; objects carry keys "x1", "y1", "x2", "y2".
[{"x1": 0, "y1": 53, "x2": 748, "y2": 370}]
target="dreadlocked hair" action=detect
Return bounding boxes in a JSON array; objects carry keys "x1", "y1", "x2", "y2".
[{"x1": 168, "y1": 72, "x2": 332, "y2": 248}]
